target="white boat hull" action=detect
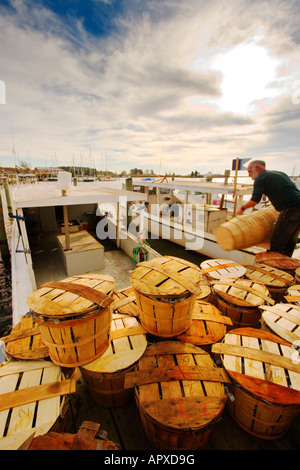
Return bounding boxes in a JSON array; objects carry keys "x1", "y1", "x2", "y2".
[{"x1": 126, "y1": 212, "x2": 264, "y2": 265}]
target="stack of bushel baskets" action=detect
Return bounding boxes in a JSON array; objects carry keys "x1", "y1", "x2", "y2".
[
  {"x1": 127, "y1": 256, "x2": 233, "y2": 449},
  {"x1": 0, "y1": 274, "x2": 120, "y2": 450},
  {"x1": 124, "y1": 253, "x2": 300, "y2": 449},
  {"x1": 206, "y1": 253, "x2": 300, "y2": 443},
  {"x1": 2, "y1": 250, "x2": 300, "y2": 451}
]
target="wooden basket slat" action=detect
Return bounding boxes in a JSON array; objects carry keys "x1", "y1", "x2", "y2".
[
  {"x1": 125, "y1": 365, "x2": 230, "y2": 388},
  {"x1": 213, "y1": 342, "x2": 300, "y2": 375},
  {"x1": 111, "y1": 286, "x2": 139, "y2": 316},
  {"x1": 285, "y1": 295, "x2": 300, "y2": 303},
  {"x1": 286, "y1": 285, "x2": 300, "y2": 304}
]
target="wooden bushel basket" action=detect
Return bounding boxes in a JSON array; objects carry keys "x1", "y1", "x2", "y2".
[
  {"x1": 134, "y1": 291, "x2": 196, "y2": 338},
  {"x1": 0, "y1": 360, "x2": 76, "y2": 450},
  {"x1": 80, "y1": 314, "x2": 147, "y2": 408},
  {"x1": 212, "y1": 278, "x2": 274, "y2": 329},
  {"x1": 130, "y1": 256, "x2": 202, "y2": 337},
  {"x1": 296, "y1": 268, "x2": 300, "y2": 284},
  {"x1": 260, "y1": 303, "x2": 300, "y2": 345},
  {"x1": 27, "y1": 274, "x2": 115, "y2": 368},
  {"x1": 1, "y1": 316, "x2": 49, "y2": 361},
  {"x1": 212, "y1": 328, "x2": 300, "y2": 440},
  {"x1": 214, "y1": 279, "x2": 275, "y2": 329},
  {"x1": 255, "y1": 252, "x2": 300, "y2": 275},
  {"x1": 215, "y1": 205, "x2": 279, "y2": 251},
  {"x1": 245, "y1": 263, "x2": 294, "y2": 302},
  {"x1": 125, "y1": 341, "x2": 229, "y2": 450},
  {"x1": 176, "y1": 300, "x2": 233, "y2": 351}
]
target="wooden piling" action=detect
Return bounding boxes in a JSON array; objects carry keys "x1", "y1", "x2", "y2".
[{"x1": 3, "y1": 177, "x2": 12, "y2": 212}]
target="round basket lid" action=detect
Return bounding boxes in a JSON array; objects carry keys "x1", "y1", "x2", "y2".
[
  {"x1": 196, "y1": 281, "x2": 211, "y2": 300},
  {"x1": 111, "y1": 286, "x2": 140, "y2": 317},
  {"x1": 0, "y1": 360, "x2": 74, "y2": 450},
  {"x1": 245, "y1": 263, "x2": 294, "y2": 288},
  {"x1": 27, "y1": 274, "x2": 115, "y2": 318},
  {"x1": 286, "y1": 285, "x2": 300, "y2": 305},
  {"x1": 176, "y1": 300, "x2": 232, "y2": 346},
  {"x1": 255, "y1": 252, "x2": 300, "y2": 272},
  {"x1": 260, "y1": 303, "x2": 300, "y2": 344},
  {"x1": 3, "y1": 316, "x2": 49, "y2": 360},
  {"x1": 213, "y1": 278, "x2": 274, "y2": 307},
  {"x1": 81, "y1": 314, "x2": 147, "y2": 373},
  {"x1": 200, "y1": 259, "x2": 246, "y2": 280},
  {"x1": 127, "y1": 341, "x2": 228, "y2": 430},
  {"x1": 212, "y1": 328, "x2": 300, "y2": 405},
  {"x1": 130, "y1": 256, "x2": 202, "y2": 298}
]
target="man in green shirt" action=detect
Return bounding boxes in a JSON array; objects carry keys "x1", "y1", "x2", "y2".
[{"x1": 237, "y1": 160, "x2": 300, "y2": 257}]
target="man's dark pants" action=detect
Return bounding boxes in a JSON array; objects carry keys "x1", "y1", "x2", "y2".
[{"x1": 270, "y1": 204, "x2": 300, "y2": 257}]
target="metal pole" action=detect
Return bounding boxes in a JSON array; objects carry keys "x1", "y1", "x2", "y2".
[
  {"x1": 233, "y1": 158, "x2": 239, "y2": 216},
  {"x1": 125, "y1": 177, "x2": 133, "y2": 228},
  {"x1": 116, "y1": 202, "x2": 120, "y2": 248},
  {"x1": 62, "y1": 190, "x2": 71, "y2": 251}
]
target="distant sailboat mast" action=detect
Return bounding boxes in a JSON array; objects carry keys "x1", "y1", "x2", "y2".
[{"x1": 11, "y1": 124, "x2": 17, "y2": 168}]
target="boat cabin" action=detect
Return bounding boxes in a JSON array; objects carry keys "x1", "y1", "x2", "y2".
[{"x1": 131, "y1": 179, "x2": 253, "y2": 234}]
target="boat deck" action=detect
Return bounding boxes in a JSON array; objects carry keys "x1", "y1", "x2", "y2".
[
  {"x1": 31, "y1": 230, "x2": 135, "y2": 290},
  {"x1": 63, "y1": 381, "x2": 300, "y2": 450},
  {"x1": 31, "y1": 231, "x2": 300, "y2": 451}
]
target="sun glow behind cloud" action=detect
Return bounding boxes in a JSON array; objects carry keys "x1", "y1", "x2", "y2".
[{"x1": 212, "y1": 40, "x2": 281, "y2": 115}]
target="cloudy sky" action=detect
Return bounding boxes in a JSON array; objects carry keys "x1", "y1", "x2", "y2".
[{"x1": 1, "y1": 0, "x2": 300, "y2": 175}]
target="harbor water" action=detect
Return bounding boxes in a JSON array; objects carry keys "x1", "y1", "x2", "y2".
[
  {"x1": 0, "y1": 187, "x2": 12, "y2": 338},
  {"x1": 0, "y1": 252, "x2": 11, "y2": 337}
]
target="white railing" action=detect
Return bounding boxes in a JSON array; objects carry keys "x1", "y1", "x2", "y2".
[{"x1": 10, "y1": 215, "x2": 36, "y2": 326}]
